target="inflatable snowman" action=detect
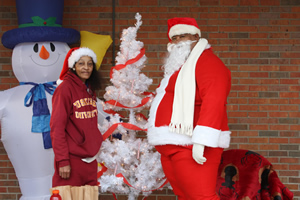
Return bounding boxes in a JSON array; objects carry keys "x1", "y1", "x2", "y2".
[{"x1": 0, "y1": 0, "x2": 80, "y2": 199}]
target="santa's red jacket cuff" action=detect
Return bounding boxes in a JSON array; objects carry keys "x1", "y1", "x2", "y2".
[{"x1": 192, "y1": 125, "x2": 231, "y2": 148}]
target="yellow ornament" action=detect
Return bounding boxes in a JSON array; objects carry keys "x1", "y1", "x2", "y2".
[{"x1": 80, "y1": 31, "x2": 112, "y2": 70}]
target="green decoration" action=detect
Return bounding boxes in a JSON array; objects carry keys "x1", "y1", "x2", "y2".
[{"x1": 19, "y1": 16, "x2": 62, "y2": 28}]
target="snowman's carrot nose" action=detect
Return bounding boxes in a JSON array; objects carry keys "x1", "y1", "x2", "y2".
[{"x1": 39, "y1": 45, "x2": 50, "y2": 60}]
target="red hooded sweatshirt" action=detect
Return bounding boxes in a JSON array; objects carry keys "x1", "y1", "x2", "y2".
[{"x1": 50, "y1": 71, "x2": 103, "y2": 168}]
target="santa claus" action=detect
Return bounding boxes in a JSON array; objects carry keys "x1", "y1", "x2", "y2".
[{"x1": 147, "y1": 17, "x2": 232, "y2": 200}]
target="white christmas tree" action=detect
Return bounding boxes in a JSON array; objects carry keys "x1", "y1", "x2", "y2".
[{"x1": 97, "y1": 13, "x2": 166, "y2": 200}]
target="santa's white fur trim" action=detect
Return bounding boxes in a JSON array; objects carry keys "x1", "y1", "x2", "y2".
[
  {"x1": 56, "y1": 79, "x2": 63, "y2": 86},
  {"x1": 192, "y1": 125, "x2": 231, "y2": 148},
  {"x1": 68, "y1": 47, "x2": 97, "y2": 68},
  {"x1": 147, "y1": 74, "x2": 171, "y2": 129},
  {"x1": 218, "y1": 131, "x2": 231, "y2": 148},
  {"x1": 148, "y1": 126, "x2": 231, "y2": 147},
  {"x1": 168, "y1": 24, "x2": 201, "y2": 40},
  {"x1": 148, "y1": 126, "x2": 193, "y2": 146}
]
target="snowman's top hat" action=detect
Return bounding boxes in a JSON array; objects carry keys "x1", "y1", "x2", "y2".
[{"x1": 1, "y1": 0, "x2": 80, "y2": 49}]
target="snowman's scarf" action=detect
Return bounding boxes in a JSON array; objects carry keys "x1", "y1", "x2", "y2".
[{"x1": 20, "y1": 81, "x2": 56, "y2": 149}]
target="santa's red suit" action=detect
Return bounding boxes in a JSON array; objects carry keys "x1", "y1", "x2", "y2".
[
  {"x1": 147, "y1": 17, "x2": 231, "y2": 200},
  {"x1": 148, "y1": 47, "x2": 231, "y2": 147}
]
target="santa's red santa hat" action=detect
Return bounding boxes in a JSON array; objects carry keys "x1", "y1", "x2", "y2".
[
  {"x1": 57, "y1": 47, "x2": 97, "y2": 84},
  {"x1": 167, "y1": 17, "x2": 201, "y2": 42}
]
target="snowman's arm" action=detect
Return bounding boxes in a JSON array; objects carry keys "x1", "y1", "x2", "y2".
[
  {"x1": 96, "y1": 98, "x2": 109, "y2": 126},
  {"x1": 0, "y1": 89, "x2": 14, "y2": 120}
]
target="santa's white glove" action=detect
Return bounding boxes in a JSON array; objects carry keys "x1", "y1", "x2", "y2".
[{"x1": 192, "y1": 143, "x2": 207, "y2": 165}]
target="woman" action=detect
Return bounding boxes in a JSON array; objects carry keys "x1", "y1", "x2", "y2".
[{"x1": 50, "y1": 47, "x2": 103, "y2": 187}]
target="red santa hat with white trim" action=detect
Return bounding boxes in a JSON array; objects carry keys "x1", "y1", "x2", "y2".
[
  {"x1": 167, "y1": 17, "x2": 201, "y2": 42},
  {"x1": 57, "y1": 47, "x2": 97, "y2": 85}
]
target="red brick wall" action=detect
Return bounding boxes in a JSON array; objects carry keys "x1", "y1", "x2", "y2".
[{"x1": 0, "y1": 0, "x2": 299, "y2": 199}]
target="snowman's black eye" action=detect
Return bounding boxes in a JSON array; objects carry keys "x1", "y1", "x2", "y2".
[
  {"x1": 50, "y1": 43, "x2": 55, "y2": 52},
  {"x1": 33, "y1": 43, "x2": 38, "y2": 53}
]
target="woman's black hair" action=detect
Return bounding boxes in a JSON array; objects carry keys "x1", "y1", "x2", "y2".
[{"x1": 87, "y1": 63, "x2": 102, "y2": 91}]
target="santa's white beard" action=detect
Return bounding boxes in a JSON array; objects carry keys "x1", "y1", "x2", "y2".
[{"x1": 163, "y1": 40, "x2": 195, "y2": 76}]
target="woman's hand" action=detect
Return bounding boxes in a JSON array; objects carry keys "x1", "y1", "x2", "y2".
[{"x1": 59, "y1": 165, "x2": 71, "y2": 179}]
